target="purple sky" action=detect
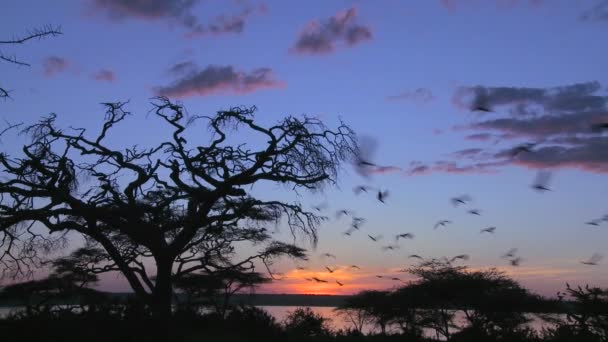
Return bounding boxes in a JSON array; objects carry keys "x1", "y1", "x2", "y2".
[{"x1": 1, "y1": 0, "x2": 608, "y2": 296}]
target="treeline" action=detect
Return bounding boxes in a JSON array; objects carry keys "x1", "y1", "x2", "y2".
[{"x1": 1, "y1": 258, "x2": 607, "y2": 341}]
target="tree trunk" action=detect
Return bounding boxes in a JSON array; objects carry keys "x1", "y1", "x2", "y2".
[{"x1": 151, "y1": 257, "x2": 174, "y2": 320}]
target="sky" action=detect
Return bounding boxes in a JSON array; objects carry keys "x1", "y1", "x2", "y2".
[{"x1": 1, "y1": 0, "x2": 608, "y2": 297}]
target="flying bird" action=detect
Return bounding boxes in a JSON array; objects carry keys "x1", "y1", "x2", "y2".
[
  {"x1": 351, "y1": 217, "x2": 366, "y2": 230},
  {"x1": 450, "y1": 254, "x2": 470, "y2": 262},
  {"x1": 296, "y1": 266, "x2": 307, "y2": 270},
  {"x1": 336, "y1": 280, "x2": 344, "y2": 286},
  {"x1": 349, "y1": 265, "x2": 360, "y2": 270},
  {"x1": 304, "y1": 278, "x2": 313, "y2": 282},
  {"x1": 343, "y1": 229, "x2": 353, "y2": 236},
  {"x1": 581, "y1": 253, "x2": 603, "y2": 266},
  {"x1": 502, "y1": 248, "x2": 518, "y2": 259},
  {"x1": 434, "y1": 220, "x2": 452, "y2": 229},
  {"x1": 325, "y1": 266, "x2": 336, "y2": 273},
  {"x1": 468, "y1": 209, "x2": 481, "y2": 216},
  {"x1": 532, "y1": 170, "x2": 552, "y2": 192},
  {"x1": 377, "y1": 189, "x2": 389, "y2": 203},
  {"x1": 408, "y1": 254, "x2": 423, "y2": 259},
  {"x1": 336, "y1": 209, "x2": 351, "y2": 219},
  {"x1": 313, "y1": 203, "x2": 328, "y2": 212},
  {"x1": 390, "y1": 277, "x2": 403, "y2": 282},
  {"x1": 376, "y1": 275, "x2": 384, "y2": 278},
  {"x1": 509, "y1": 257, "x2": 522, "y2": 266},
  {"x1": 472, "y1": 106, "x2": 492, "y2": 113},
  {"x1": 591, "y1": 122, "x2": 608, "y2": 133},
  {"x1": 480, "y1": 227, "x2": 496, "y2": 234},
  {"x1": 353, "y1": 185, "x2": 372, "y2": 195},
  {"x1": 510, "y1": 143, "x2": 536, "y2": 157},
  {"x1": 312, "y1": 277, "x2": 328, "y2": 283},
  {"x1": 381, "y1": 245, "x2": 399, "y2": 251},
  {"x1": 368, "y1": 234, "x2": 382, "y2": 242},
  {"x1": 322, "y1": 253, "x2": 336, "y2": 259},
  {"x1": 353, "y1": 135, "x2": 378, "y2": 179},
  {"x1": 395, "y1": 233, "x2": 414, "y2": 241},
  {"x1": 451, "y1": 195, "x2": 472, "y2": 207},
  {"x1": 586, "y1": 220, "x2": 601, "y2": 227}
]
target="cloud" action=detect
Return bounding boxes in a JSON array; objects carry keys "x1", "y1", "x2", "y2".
[
  {"x1": 155, "y1": 63, "x2": 285, "y2": 98},
  {"x1": 387, "y1": 88, "x2": 435, "y2": 103},
  {"x1": 580, "y1": 0, "x2": 608, "y2": 22},
  {"x1": 92, "y1": 69, "x2": 116, "y2": 82},
  {"x1": 441, "y1": 0, "x2": 544, "y2": 12},
  {"x1": 451, "y1": 148, "x2": 484, "y2": 158},
  {"x1": 404, "y1": 160, "x2": 507, "y2": 176},
  {"x1": 290, "y1": 7, "x2": 372, "y2": 55},
  {"x1": 446, "y1": 80, "x2": 608, "y2": 173},
  {"x1": 42, "y1": 56, "x2": 69, "y2": 77},
  {"x1": 90, "y1": 0, "x2": 263, "y2": 37}
]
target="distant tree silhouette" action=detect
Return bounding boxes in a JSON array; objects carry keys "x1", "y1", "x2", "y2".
[
  {"x1": 173, "y1": 269, "x2": 270, "y2": 318},
  {"x1": 0, "y1": 25, "x2": 62, "y2": 99},
  {"x1": 554, "y1": 283, "x2": 608, "y2": 339},
  {"x1": 0, "y1": 97, "x2": 357, "y2": 323},
  {"x1": 283, "y1": 307, "x2": 332, "y2": 338}
]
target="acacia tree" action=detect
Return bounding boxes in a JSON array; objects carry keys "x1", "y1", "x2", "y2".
[
  {"x1": 0, "y1": 97, "x2": 357, "y2": 320},
  {"x1": 1, "y1": 25, "x2": 62, "y2": 99}
]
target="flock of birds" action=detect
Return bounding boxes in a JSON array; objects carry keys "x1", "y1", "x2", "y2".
[{"x1": 290, "y1": 108, "x2": 608, "y2": 288}]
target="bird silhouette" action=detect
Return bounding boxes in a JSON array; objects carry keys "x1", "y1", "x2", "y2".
[
  {"x1": 376, "y1": 275, "x2": 384, "y2": 278},
  {"x1": 468, "y1": 209, "x2": 481, "y2": 216},
  {"x1": 336, "y1": 209, "x2": 351, "y2": 219},
  {"x1": 390, "y1": 277, "x2": 403, "y2": 282},
  {"x1": 586, "y1": 220, "x2": 601, "y2": 227},
  {"x1": 353, "y1": 185, "x2": 372, "y2": 195},
  {"x1": 509, "y1": 257, "x2": 522, "y2": 266},
  {"x1": 351, "y1": 217, "x2": 366, "y2": 230},
  {"x1": 343, "y1": 229, "x2": 354, "y2": 236},
  {"x1": 381, "y1": 244, "x2": 399, "y2": 251},
  {"x1": 336, "y1": 280, "x2": 344, "y2": 286},
  {"x1": 510, "y1": 143, "x2": 536, "y2": 157},
  {"x1": 581, "y1": 253, "x2": 603, "y2": 266},
  {"x1": 304, "y1": 278, "x2": 313, "y2": 282},
  {"x1": 296, "y1": 266, "x2": 307, "y2": 270},
  {"x1": 408, "y1": 254, "x2": 423, "y2": 259},
  {"x1": 591, "y1": 122, "x2": 608, "y2": 133},
  {"x1": 480, "y1": 227, "x2": 496, "y2": 234},
  {"x1": 532, "y1": 170, "x2": 552, "y2": 192},
  {"x1": 472, "y1": 106, "x2": 492, "y2": 113},
  {"x1": 349, "y1": 265, "x2": 360, "y2": 270},
  {"x1": 395, "y1": 233, "x2": 414, "y2": 241},
  {"x1": 502, "y1": 248, "x2": 518, "y2": 259},
  {"x1": 368, "y1": 234, "x2": 382, "y2": 242},
  {"x1": 434, "y1": 220, "x2": 452, "y2": 229},
  {"x1": 450, "y1": 254, "x2": 470, "y2": 262},
  {"x1": 322, "y1": 253, "x2": 336, "y2": 259},
  {"x1": 313, "y1": 202, "x2": 328, "y2": 212},
  {"x1": 353, "y1": 135, "x2": 378, "y2": 178},
  {"x1": 451, "y1": 195, "x2": 472, "y2": 207},
  {"x1": 312, "y1": 277, "x2": 328, "y2": 283},
  {"x1": 377, "y1": 189, "x2": 389, "y2": 203},
  {"x1": 325, "y1": 266, "x2": 336, "y2": 273}
]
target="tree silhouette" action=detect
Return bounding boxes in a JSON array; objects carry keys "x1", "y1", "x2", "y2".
[
  {"x1": 0, "y1": 97, "x2": 357, "y2": 322},
  {"x1": 0, "y1": 25, "x2": 62, "y2": 99}
]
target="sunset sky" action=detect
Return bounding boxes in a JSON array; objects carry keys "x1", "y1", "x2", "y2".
[{"x1": 1, "y1": 0, "x2": 608, "y2": 297}]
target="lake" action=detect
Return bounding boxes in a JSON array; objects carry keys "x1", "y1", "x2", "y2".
[{"x1": 0, "y1": 305, "x2": 562, "y2": 337}]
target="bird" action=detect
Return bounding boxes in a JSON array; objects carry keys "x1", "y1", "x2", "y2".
[
  {"x1": 325, "y1": 266, "x2": 336, "y2": 273},
  {"x1": 313, "y1": 202, "x2": 328, "y2": 212},
  {"x1": 434, "y1": 220, "x2": 452, "y2": 229},
  {"x1": 390, "y1": 277, "x2": 402, "y2": 282},
  {"x1": 376, "y1": 275, "x2": 384, "y2": 278},
  {"x1": 451, "y1": 195, "x2": 472, "y2": 207},
  {"x1": 336, "y1": 280, "x2": 344, "y2": 286},
  {"x1": 510, "y1": 143, "x2": 536, "y2": 157},
  {"x1": 472, "y1": 106, "x2": 492, "y2": 113},
  {"x1": 351, "y1": 217, "x2": 366, "y2": 230},
  {"x1": 343, "y1": 229, "x2": 353, "y2": 236},
  {"x1": 353, "y1": 185, "x2": 372, "y2": 195},
  {"x1": 296, "y1": 266, "x2": 307, "y2": 270},
  {"x1": 312, "y1": 277, "x2": 328, "y2": 283},
  {"x1": 532, "y1": 170, "x2": 552, "y2": 192},
  {"x1": 480, "y1": 227, "x2": 496, "y2": 234},
  {"x1": 353, "y1": 135, "x2": 378, "y2": 179},
  {"x1": 368, "y1": 234, "x2": 382, "y2": 242},
  {"x1": 336, "y1": 209, "x2": 350, "y2": 219},
  {"x1": 377, "y1": 189, "x2": 389, "y2": 203},
  {"x1": 468, "y1": 209, "x2": 481, "y2": 216},
  {"x1": 581, "y1": 253, "x2": 603, "y2": 266},
  {"x1": 395, "y1": 233, "x2": 414, "y2": 241},
  {"x1": 586, "y1": 220, "x2": 601, "y2": 227},
  {"x1": 502, "y1": 248, "x2": 518, "y2": 259},
  {"x1": 381, "y1": 245, "x2": 399, "y2": 251},
  {"x1": 591, "y1": 122, "x2": 608, "y2": 133},
  {"x1": 450, "y1": 254, "x2": 470, "y2": 262},
  {"x1": 304, "y1": 278, "x2": 313, "y2": 282},
  {"x1": 349, "y1": 265, "x2": 360, "y2": 270},
  {"x1": 322, "y1": 253, "x2": 336, "y2": 259},
  {"x1": 408, "y1": 254, "x2": 423, "y2": 259},
  {"x1": 509, "y1": 257, "x2": 522, "y2": 266}
]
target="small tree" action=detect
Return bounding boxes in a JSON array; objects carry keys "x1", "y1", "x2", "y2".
[
  {"x1": 557, "y1": 283, "x2": 608, "y2": 339},
  {"x1": 284, "y1": 307, "x2": 332, "y2": 338},
  {"x1": 0, "y1": 97, "x2": 357, "y2": 322}
]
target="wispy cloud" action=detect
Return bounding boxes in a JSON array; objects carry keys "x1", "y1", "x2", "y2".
[
  {"x1": 42, "y1": 56, "x2": 70, "y2": 77},
  {"x1": 290, "y1": 7, "x2": 372, "y2": 55},
  {"x1": 92, "y1": 68, "x2": 116, "y2": 82},
  {"x1": 155, "y1": 62, "x2": 285, "y2": 98},
  {"x1": 580, "y1": 0, "x2": 608, "y2": 22},
  {"x1": 387, "y1": 88, "x2": 435, "y2": 103},
  {"x1": 441, "y1": 0, "x2": 544, "y2": 12}
]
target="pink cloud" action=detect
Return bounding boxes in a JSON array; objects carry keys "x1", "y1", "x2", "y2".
[
  {"x1": 92, "y1": 69, "x2": 116, "y2": 82},
  {"x1": 42, "y1": 56, "x2": 69, "y2": 77}
]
